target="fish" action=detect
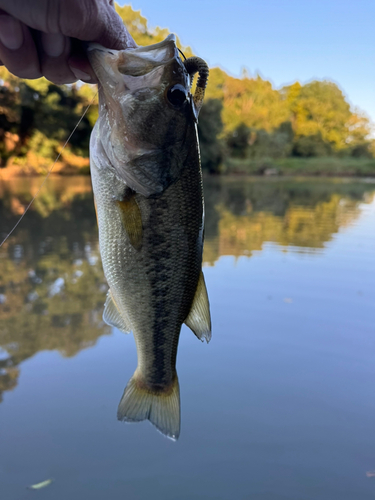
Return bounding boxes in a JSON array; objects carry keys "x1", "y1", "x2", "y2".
[{"x1": 88, "y1": 34, "x2": 211, "y2": 440}]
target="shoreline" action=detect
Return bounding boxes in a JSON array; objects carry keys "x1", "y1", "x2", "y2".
[
  {"x1": 0, "y1": 156, "x2": 374, "y2": 180},
  {"x1": 222, "y1": 156, "x2": 375, "y2": 178},
  {"x1": 1, "y1": 171, "x2": 375, "y2": 183}
]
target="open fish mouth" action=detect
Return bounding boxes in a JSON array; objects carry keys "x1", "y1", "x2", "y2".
[
  {"x1": 87, "y1": 34, "x2": 208, "y2": 113},
  {"x1": 87, "y1": 34, "x2": 182, "y2": 92}
]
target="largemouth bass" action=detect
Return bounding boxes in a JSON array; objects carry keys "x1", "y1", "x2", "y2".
[{"x1": 88, "y1": 35, "x2": 211, "y2": 440}]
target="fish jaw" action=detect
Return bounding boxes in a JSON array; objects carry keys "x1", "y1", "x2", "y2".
[
  {"x1": 87, "y1": 34, "x2": 191, "y2": 147},
  {"x1": 88, "y1": 35, "x2": 195, "y2": 197}
]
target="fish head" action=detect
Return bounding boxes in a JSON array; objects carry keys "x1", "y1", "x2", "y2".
[{"x1": 88, "y1": 35, "x2": 196, "y2": 160}]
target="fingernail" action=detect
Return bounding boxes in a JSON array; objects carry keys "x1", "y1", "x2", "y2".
[
  {"x1": 0, "y1": 15, "x2": 23, "y2": 50},
  {"x1": 41, "y1": 32, "x2": 65, "y2": 57},
  {"x1": 70, "y1": 67, "x2": 91, "y2": 82}
]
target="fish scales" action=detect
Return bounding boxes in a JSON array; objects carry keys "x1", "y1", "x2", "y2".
[
  {"x1": 92, "y1": 130, "x2": 203, "y2": 388},
  {"x1": 88, "y1": 34, "x2": 211, "y2": 439}
]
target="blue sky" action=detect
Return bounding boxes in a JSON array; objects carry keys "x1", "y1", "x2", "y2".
[{"x1": 119, "y1": 0, "x2": 375, "y2": 126}]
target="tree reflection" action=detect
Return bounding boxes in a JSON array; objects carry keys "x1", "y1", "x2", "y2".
[
  {"x1": 0, "y1": 178, "x2": 110, "y2": 401},
  {"x1": 203, "y1": 178, "x2": 375, "y2": 263},
  {"x1": 0, "y1": 176, "x2": 374, "y2": 401}
]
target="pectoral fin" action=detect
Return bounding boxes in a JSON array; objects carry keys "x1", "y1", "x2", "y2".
[
  {"x1": 103, "y1": 290, "x2": 131, "y2": 333},
  {"x1": 116, "y1": 195, "x2": 143, "y2": 250},
  {"x1": 185, "y1": 271, "x2": 211, "y2": 343}
]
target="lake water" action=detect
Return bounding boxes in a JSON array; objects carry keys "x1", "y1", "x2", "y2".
[{"x1": 0, "y1": 175, "x2": 375, "y2": 499}]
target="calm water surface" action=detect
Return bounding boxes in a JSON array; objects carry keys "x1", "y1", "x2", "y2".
[{"x1": 0, "y1": 176, "x2": 374, "y2": 499}]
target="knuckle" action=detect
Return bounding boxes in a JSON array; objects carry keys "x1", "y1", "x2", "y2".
[{"x1": 61, "y1": 0, "x2": 101, "y2": 39}]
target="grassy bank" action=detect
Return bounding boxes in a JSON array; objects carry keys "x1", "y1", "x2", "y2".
[{"x1": 223, "y1": 157, "x2": 375, "y2": 177}]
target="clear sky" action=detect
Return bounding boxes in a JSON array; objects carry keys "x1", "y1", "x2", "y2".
[{"x1": 118, "y1": 0, "x2": 375, "y2": 127}]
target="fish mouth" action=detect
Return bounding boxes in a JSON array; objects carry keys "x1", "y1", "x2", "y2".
[
  {"x1": 87, "y1": 34, "x2": 182, "y2": 92},
  {"x1": 88, "y1": 34, "x2": 194, "y2": 197}
]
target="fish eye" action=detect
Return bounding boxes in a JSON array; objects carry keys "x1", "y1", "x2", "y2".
[{"x1": 166, "y1": 84, "x2": 187, "y2": 107}]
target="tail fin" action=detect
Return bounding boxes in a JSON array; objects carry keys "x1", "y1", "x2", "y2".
[{"x1": 117, "y1": 373, "x2": 180, "y2": 440}]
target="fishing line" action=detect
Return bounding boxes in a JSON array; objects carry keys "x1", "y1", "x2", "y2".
[
  {"x1": 0, "y1": 88, "x2": 99, "y2": 249},
  {"x1": 178, "y1": 48, "x2": 186, "y2": 61}
]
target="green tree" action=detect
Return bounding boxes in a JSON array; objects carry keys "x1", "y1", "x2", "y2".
[
  {"x1": 226, "y1": 123, "x2": 250, "y2": 159},
  {"x1": 247, "y1": 121, "x2": 294, "y2": 159},
  {"x1": 292, "y1": 132, "x2": 332, "y2": 157},
  {"x1": 198, "y1": 99, "x2": 224, "y2": 173}
]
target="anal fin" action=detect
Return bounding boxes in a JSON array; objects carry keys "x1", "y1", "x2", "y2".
[
  {"x1": 103, "y1": 289, "x2": 131, "y2": 333},
  {"x1": 185, "y1": 271, "x2": 211, "y2": 343}
]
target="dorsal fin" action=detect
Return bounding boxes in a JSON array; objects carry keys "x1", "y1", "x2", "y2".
[
  {"x1": 116, "y1": 194, "x2": 143, "y2": 250},
  {"x1": 185, "y1": 271, "x2": 211, "y2": 343},
  {"x1": 103, "y1": 289, "x2": 131, "y2": 333}
]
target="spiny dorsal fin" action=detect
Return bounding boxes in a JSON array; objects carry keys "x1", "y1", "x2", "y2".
[
  {"x1": 185, "y1": 271, "x2": 211, "y2": 343},
  {"x1": 116, "y1": 195, "x2": 143, "y2": 250},
  {"x1": 103, "y1": 289, "x2": 131, "y2": 333}
]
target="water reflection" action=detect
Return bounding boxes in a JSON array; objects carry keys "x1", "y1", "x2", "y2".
[
  {"x1": 0, "y1": 176, "x2": 374, "y2": 405},
  {"x1": 203, "y1": 177, "x2": 374, "y2": 262},
  {"x1": 0, "y1": 177, "x2": 110, "y2": 402}
]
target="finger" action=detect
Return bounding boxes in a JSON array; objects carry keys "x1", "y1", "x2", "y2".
[
  {"x1": 0, "y1": 14, "x2": 41, "y2": 79},
  {"x1": 0, "y1": 0, "x2": 65, "y2": 40},
  {"x1": 91, "y1": 3, "x2": 137, "y2": 50},
  {"x1": 0, "y1": 1, "x2": 136, "y2": 50},
  {"x1": 61, "y1": 1, "x2": 136, "y2": 51},
  {"x1": 69, "y1": 60, "x2": 96, "y2": 84},
  {"x1": 39, "y1": 33, "x2": 79, "y2": 85},
  {"x1": 68, "y1": 49, "x2": 97, "y2": 84}
]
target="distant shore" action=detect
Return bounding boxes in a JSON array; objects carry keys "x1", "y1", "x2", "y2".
[
  {"x1": 222, "y1": 157, "x2": 375, "y2": 178},
  {"x1": 1, "y1": 156, "x2": 375, "y2": 179},
  {"x1": 0, "y1": 161, "x2": 90, "y2": 180}
]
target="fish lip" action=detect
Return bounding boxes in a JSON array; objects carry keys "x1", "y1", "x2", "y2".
[
  {"x1": 86, "y1": 34, "x2": 176, "y2": 57},
  {"x1": 128, "y1": 33, "x2": 176, "y2": 54},
  {"x1": 87, "y1": 33, "x2": 178, "y2": 70},
  {"x1": 87, "y1": 43, "x2": 116, "y2": 56}
]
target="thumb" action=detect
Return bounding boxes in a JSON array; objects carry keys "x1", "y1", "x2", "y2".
[{"x1": 85, "y1": 2, "x2": 136, "y2": 50}]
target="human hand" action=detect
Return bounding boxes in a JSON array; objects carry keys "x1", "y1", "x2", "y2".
[{"x1": 0, "y1": 0, "x2": 136, "y2": 84}]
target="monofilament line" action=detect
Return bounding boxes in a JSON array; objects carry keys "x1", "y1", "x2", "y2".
[{"x1": 0, "y1": 89, "x2": 99, "y2": 249}]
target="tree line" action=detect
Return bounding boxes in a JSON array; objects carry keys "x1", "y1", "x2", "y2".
[
  {"x1": 199, "y1": 70, "x2": 374, "y2": 173},
  {"x1": 0, "y1": 4, "x2": 373, "y2": 175}
]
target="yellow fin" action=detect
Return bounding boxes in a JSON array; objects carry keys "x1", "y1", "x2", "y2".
[
  {"x1": 103, "y1": 289, "x2": 131, "y2": 333},
  {"x1": 117, "y1": 373, "x2": 180, "y2": 441},
  {"x1": 185, "y1": 271, "x2": 211, "y2": 343},
  {"x1": 116, "y1": 195, "x2": 142, "y2": 250}
]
